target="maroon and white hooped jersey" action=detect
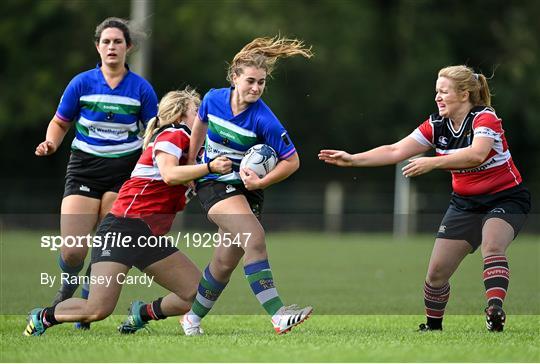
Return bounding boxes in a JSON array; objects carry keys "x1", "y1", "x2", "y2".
[
  {"x1": 410, "y1": 106, "x2": 522, "y2": 196},
  {"x1": 111, "y1": 123, "x2": 191, "y2": 235}
]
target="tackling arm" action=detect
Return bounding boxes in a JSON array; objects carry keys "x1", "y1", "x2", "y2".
[
  {"x1": 319, "y1": 136, "x2": 431, "y2": 168},
  {"x1": 187, "y1": 115, "x2": 207, "y2": 164},
  {"x1": 157, "y1": 152, "x2": 232, "y2": 186}
]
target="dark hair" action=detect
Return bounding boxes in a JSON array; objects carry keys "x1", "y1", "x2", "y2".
[{"x1": 94, "y1": 17, "x2": 132, "y2": 47}]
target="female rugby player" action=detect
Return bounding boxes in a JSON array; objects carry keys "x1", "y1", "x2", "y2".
[
  {"x1": 181, "y1": 36, "x2": 314, "y2": 335},
  {"x1": 319, "y1": 65, "x2": 530, "y2": 332},
  {"x1": 35, "y1": 18, "x2": 158, "y2": 320}
]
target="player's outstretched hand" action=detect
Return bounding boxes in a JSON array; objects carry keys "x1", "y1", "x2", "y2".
[
  {"x1": 210, "y1": 156, "x2": 233, "y2": 174},
  {"x1": 240, "y1": 167, "x2": 262, "y2": 191},
  {"x1": 318, "y1": 149, "x2": 354, "y2": 167},
  {"x1": 35, "y1": 140, "x2": 57, "y2": 156}
]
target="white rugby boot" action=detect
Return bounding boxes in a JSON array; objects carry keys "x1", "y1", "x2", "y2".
[
  {"x1": 271, "y1": 304, "x2": 313, "y2": 334},
  {"x1": 180, "y1": 314, "x2": 204, "y2": 336}
]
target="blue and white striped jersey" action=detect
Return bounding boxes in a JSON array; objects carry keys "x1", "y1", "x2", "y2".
[{"x1": 56, "y1": 64, "x2": 158, "y2": 158}]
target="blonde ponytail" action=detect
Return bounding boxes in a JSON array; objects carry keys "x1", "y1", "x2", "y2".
[
  {"x1": 142, "y1": 116, "x2": 159, "y2": 150},
  {"x1": 477, "y1": 73, "x2": 491, "y2": 107}
]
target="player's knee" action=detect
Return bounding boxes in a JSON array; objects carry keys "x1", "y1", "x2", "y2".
[
  {"x1": 246, "y1": 239, "x2": 267, "y2": 257},
  {"x1": 213, "y1": 256, "x2": 239, "y2": 277},
  {"x1": 84, "y1": 305, "x2": 114, "y2": 322},
  {"x1": 243, "y1": 226, "x2": 266, "y2": 253},
  {"x1": 91, "y1": 309, "x2": 112, "y2": 322},
  {"x1": 61, "y1": 250, "x2": 86, "y2": 267},
  {"x1": 481, "y1": 241, "x2": 505, "y2": 257}
]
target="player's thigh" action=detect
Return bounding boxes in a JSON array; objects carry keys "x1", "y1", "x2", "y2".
[
  {"x1": 61, "y1": 194, "x2": 101, "y2": 237},
  {"x1": 480, "y1": 191, "x2": 530, "y2": 257},
  {"x1": 143, "y1": 251, "x2": 201, "y2": 300},
  {"x1": 60, "y1": 195, "x2": 101, "y2": 260},
  {"x1": 99, "y1": 191, "x2": 118, "y2": 221},
  {"x1": 208, "y1": 194, "x2": 251, "y2": 218},
  {"x1": 481, "y1": 217, "x2": 514, "y2": 257},
  {"x1": 86, "y1": 261, "x2": 129, "y2": 316},
  {"x1": 426, "y1": 238, "x2": 472, "y2": 283}
]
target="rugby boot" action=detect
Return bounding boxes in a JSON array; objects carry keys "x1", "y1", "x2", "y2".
[
  {"x1": 485, "y1": 305, "x2": 505, "y2": 332},
  {"x1": 180, "y1": 314, "x2": 204, "y2": 336},
  {"x1": 23, "y1": 308, "x2": 47, "y2": 336},
  {"x1": 118, "y1": 301, "x2": 148, "y2": 334},
  {"x1": 271, "y1": 304, "x2": 313, "y2": 334}
]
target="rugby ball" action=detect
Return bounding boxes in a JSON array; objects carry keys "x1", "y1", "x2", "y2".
[{"x1": 240, "y1": 144, "x2": 278, "y2": 178}]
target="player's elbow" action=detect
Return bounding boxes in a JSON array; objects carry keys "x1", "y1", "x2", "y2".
[
  {"x1": 291, "y1": 156, "x2": 300, "y2": 173},
  {"x1": 160, "y1": 170, "x2": 179, "y2": 186},
  {"x1": 288, "y1": 153, "x2": 300, "y2": 173},
  {"x1": 162, "y1": 176, "x2": 175, "y2": 186},
  {"x1": 51, "y1": 119, "x2": 71, "y2": 134},
  {"x1": 163, "y1": 176, "x2": 189, "y2": 186},
  {"x1": 468, "y1": 150, "x2": 489, "y2": 167},
  {"x1": 470, "y1": 154, "x2": 485, "y2": 166}
]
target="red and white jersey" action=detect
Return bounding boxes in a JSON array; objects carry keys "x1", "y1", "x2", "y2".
[
  {"x1": 110, "y1": 123, "x2": 191, "y2": 235},
  {"x1": 410, "y1": 106, "x2": 522, "y2": 196}
]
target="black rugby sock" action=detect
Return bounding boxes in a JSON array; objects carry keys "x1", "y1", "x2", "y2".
[
  {"x1": 483, "y1": 255, "x2": 509, "y2": 308},
  {"x1": 140, "y1": 297, "x2": 166, "y2": 322},
  {"x1": 424, "y1": 282, "x2": 450, "y2": 329},
  {"x1": 41, "y1": 306, "x2": 60, "y2": 327}
]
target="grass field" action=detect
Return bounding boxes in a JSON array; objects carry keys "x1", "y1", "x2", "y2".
[
  {"x1": 2, "y1": 315, "x2": 539, "y2": 362},
  {"x1": 1, "y1": 231, "x2": 539, "y2": 362}
]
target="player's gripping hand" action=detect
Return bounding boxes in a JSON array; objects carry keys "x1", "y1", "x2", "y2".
[
  {"x1": 35, "y1": 141, "x2": 57, "y2": 156},
  {"x1": 209, "y1": 156, "x2": 233, "y2": 174},
  {"x1": 240, "y1": 167, "x2": 262, "y2": 191},
  {"x1": 318, "y1": 149, "x2": 354, "y2": 167}
]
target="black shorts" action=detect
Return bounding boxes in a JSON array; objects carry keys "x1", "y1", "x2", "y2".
[
  {"x1": 90, "y1": 214, "x2": 178, "y2": 270},
  {"x1": 196, "y1": 180, "x2": 264, "y2": 219},
  {"x1": 436, "y1": 185, "x2": 531, "y2": 252},
  {"x1": 63, "y1": 149, "x2": 141, "y2": 199}
]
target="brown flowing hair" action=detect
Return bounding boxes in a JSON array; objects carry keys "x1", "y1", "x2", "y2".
[{"x1": 227, "y1": 35, "x2": 313, "y2": 84}]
